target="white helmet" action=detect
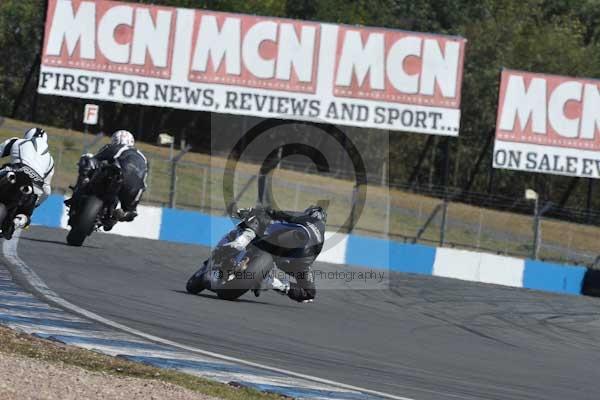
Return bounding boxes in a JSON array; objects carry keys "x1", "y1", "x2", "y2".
[
  {"x1": 24, "y1": 127, "x2": 48, "y2": 143},
  {"x1": 111, "y1": 130, "x2": 135, "y2": 146}
]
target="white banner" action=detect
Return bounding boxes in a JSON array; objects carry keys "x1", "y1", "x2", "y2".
[
  {"x1": 39, "y1": 0, "x2": 466, "y2": 135},
  {"x1": 494, "y1": 69, "x2": 600, "y2": 178},
  {"x1": 493, "y1": 141, "x2": 600, "y2": 179}
]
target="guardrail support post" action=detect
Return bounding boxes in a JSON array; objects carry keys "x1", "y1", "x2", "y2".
[
  {"x1": 440, "y1": 200, "x2": 449, "y2": 246},
  {"x1": 168, "y1": 145, "x2": 191, "y2": 208},
  {"x1": 440, "y1": 137, "x2": 451, "y2": 246},
  {"x1": 348, "y1": 184, "x2": 359, "y2": 233},
  {"x1": 531, "y1": 201, "x2": 553, "y2": 260},
  {"x1": 168, "y1": 162, "x2": 177, "y2": 208},
  {"x1": 532, "y1": 198, "x2": 540, "y2": 259},
  {"x1": 412, "y1": 203, "x2": 443, "y2": 244}
]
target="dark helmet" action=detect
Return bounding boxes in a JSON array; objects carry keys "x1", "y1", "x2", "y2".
[{"x1": 305, "y1": 205, "x2": 327, "y2": 223}]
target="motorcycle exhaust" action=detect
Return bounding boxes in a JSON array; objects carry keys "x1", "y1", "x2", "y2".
[
  {"x1": 6, "y1": 171, "x2": 16, "y2": 184},
  {"x1": 20, "y1": 185, "x2": 32, "y2": 195}
]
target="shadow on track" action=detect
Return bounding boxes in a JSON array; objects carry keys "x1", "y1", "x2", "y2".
[
  {"x1": 171, "y1": 289, "x2": 296, "y2": 307},
  {"x1": 20, "y1": 236, "x2": 102, "y2": 249}
]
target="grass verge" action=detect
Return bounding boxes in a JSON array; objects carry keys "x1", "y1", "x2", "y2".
[
  {"x1": 0, "y1": 116, "x2": 597, "y2": 264},
  {"x1": 0, "y1": 325, "x2": 283, "y2": 400}
]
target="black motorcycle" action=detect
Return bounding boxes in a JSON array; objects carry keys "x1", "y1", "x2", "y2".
[
  {"x1": 186, "y1": 208, "x2": 308, "y2": 300},
  {"x1": 0, "y1": 165, "x2": 38, "y2": 240},
  {"x1": 66, "y1": 162, "x2": 123, "y2": 246}
]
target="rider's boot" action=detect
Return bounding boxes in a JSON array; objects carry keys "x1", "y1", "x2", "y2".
[
  {"x1": 270, "y1": 277, "x2": 290, "y2": 295},
  {"x1": 102, "y1": 208, "x2": 119, "y2": 232},
  {"x1": 258, "y1": 274, "x2": 290, "y2": 296},
  {"x1": 114, "y1": 208, "x2": 138, "y2": 222}
]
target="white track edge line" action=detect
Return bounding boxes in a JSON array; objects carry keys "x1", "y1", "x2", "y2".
[{"x1": 2, "y1": 231, "x2": 415, "y2": 400}]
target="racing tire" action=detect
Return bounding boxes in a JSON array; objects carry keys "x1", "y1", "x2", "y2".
[
  {"x1": 186, "y1": 261, "x2": 208, "y2": 294},
  {"x1": 186, "y1": 275, "x2": 206, "y2": 294},
  {"x1": 0, "y1": 204, "x2": 6, "y2": 225},
  {"x1": 66, "y1": 195, "x2": 103, "y2": 247},
  {"x1": 0, "y1": 203, "x2": 7, "y2": 239},
  {"x1": 215, "y1": 246, "x2": 274, "y2": 301}
]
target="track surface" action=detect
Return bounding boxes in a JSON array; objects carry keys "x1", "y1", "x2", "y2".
[{"x1": 11, "y1": 226, "x2": 600, "y2": 400}]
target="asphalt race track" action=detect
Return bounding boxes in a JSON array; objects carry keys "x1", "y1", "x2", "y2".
[{"x1": 9, "y1": 226, "x2": 600, "y2": 400}]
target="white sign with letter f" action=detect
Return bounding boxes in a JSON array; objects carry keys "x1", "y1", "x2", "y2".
[{"x1": 83, "y1": 104, "x2": 99, "y2": 125}]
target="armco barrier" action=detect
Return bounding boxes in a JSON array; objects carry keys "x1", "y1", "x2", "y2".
[
  {"x1": 523, "y1": 260, "x2": 587, "y2": 295},
  {"x1": 159, "y1": 207, "x2": 232, "y2": 246},
  {"x1": 27, "y1": 194, "x2": 598, "y2": 297}
]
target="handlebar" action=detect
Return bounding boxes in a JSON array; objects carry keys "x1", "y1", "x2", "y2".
[
  {"x1": 235, "y1": 207, "x2": 254, "y2": 220},
  {"x1": 235, "y1": 206, "x2": 273, "y2": 221}
]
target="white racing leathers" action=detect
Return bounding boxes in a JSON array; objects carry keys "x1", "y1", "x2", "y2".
[{"x1": 0, "y1": 137, "x2": 54, "y2": 206}]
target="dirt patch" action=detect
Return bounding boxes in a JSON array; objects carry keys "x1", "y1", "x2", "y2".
[
  {"x1": 0, "y1": 351, "x2": 218, "y2": 400},
  {"x1": 0, "y1": 325, "x2": 282, "y2": 400}
]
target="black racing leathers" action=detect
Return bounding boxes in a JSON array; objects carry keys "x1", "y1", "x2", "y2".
[
  {"x1": 79, "y1": 144, "x2": 148, "y2": 212},
  {"x1": 266, "y1": 209, "x2": 325, "y2": 302}
]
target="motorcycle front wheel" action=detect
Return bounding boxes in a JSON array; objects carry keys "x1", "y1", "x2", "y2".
[
  {"x1": 186, "y1": 261, "x2": 209, "y2": 294},
  {"x1": 0, "y1": 203, "x2": 8, "y2": 239}
]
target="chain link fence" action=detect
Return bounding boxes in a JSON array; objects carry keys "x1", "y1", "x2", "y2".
[{"x1": 1, "y1": 117, "x2": 598, "y2": 267}]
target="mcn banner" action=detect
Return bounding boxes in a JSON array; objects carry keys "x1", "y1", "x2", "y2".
[
  {"x1": 494, "y1": 69, "x2": 600, "y2": 178},
  {"x1": 39, "y1": 0, "x2": 467, "y2": 135}
]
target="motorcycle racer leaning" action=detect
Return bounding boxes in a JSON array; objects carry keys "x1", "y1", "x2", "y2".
[
  {"x1": 222, "y1": 205, "x2": 327, "y2": 303},
  {"x1": 66, "y1": 130, "x2": 148, "y2": 224},
  {"x1": 0, "y1": 128, "x2": 54, "y2": 236}
]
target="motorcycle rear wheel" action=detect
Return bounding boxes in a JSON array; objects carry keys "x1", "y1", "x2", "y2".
[{"x1": 66, "y1": 196, "x2": 103, "y2": 247}]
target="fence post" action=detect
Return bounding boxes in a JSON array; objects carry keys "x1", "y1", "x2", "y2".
[
  {"x1": 532, "y1": 197, "x2": 540, "y2": 259},
  {"x1": 82, "y1": 125, "x2": 89, "y2": 153},
  {"x1": 412, "y1": 203, "x2": 443, "y2": 244},
  {"x1": 531, "y1": 201, "x2": 553, "y2": 259},
  {"x1": 54, "y1": 146, "x2": 63, "y2": 189},
  {"x1": 440, "y1": 200, "x2": 449, "y2": 246},
  {"x1": 440, "y1": 137, "x2": 451, "y2": 246},
  {"x1": 348, "y1": 185, "x2": 358, "y2": 233},
  {"x1": 382, "y1": 161, "x2": 390, "y2": 237},
  {"x1": 384, "y1": 194, "x2": 391, "y2": 237},
  {"x1": 168, "y1": 161, "x2": 177, "y2": 208},
  {"x1": 229, "y1": 175, "x2": 257, "y2": 214},
  {"x1": 476, "y1": 210, "x2": 483, "y2": 250},
  {"x1": 200, "y1": 168, "x2": 208, "y2": 211},
  {"x1": 168, "y1": 145, "x2": 191, "y2": 208},
  {"x1": 83, "y1": 131, "x2": 103, "y2": 154},
  {"x1": 566, "y1": 225, "x2": 573, "y2": 263},
  {"x1": 145, "y1": 161, "x2": 153, "y2": 200}
]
